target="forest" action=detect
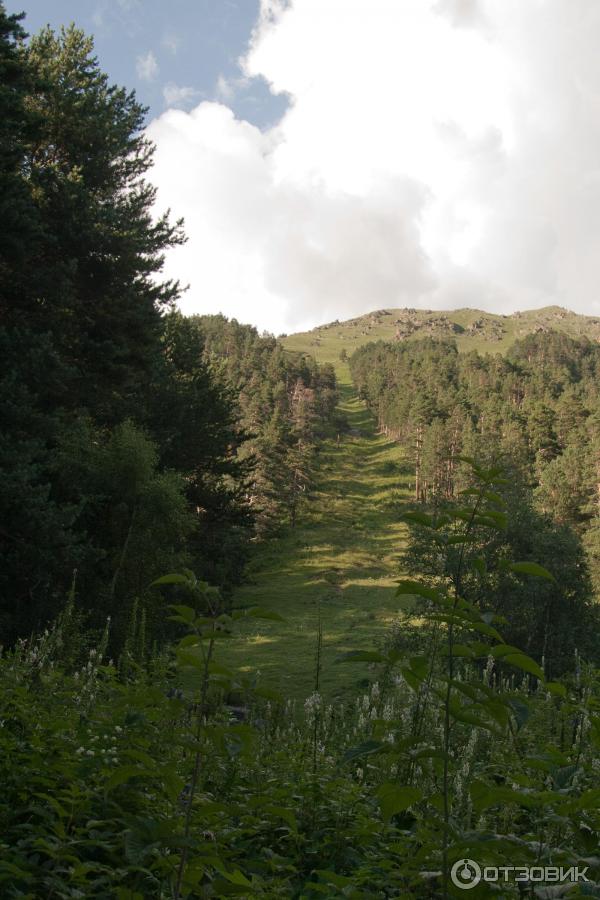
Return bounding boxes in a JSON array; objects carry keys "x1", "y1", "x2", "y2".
[{"x1": 2, "y1": 5, "x2": 600, "y2": 899}]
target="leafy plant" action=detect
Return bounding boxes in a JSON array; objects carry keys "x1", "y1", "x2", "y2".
[{"x1": 339, "y1": 458, "x2": 600, "y2": 897}]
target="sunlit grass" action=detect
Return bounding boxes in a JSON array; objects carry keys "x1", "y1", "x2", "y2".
[{"x1": 223, "y1": 363, "x2": 412, "y2": 700}]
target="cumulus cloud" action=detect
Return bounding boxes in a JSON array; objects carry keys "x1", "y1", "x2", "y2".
[
  {"x1": 147, "y1": 0, "x2": 600, "y2": 332},
  {"x1": 136, "y1": 50, "x2": 159, "y2": 82}
]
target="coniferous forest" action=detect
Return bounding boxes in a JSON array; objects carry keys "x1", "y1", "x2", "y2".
[{"x1": 2, "y1": 6, "x2": 600, "y2": 899}]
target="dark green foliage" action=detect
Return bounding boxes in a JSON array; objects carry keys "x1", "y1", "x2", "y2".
[
  {"x1": 151, "y1": 313, "x2": 255, "y2": 595},
  {"x1": 186, "y1": 313, "x2": 338, "y2": 533},
  {"x1": 351, "y1": 332, "x2": 600, "y2": 671},
  {"x1": 2, "y1": 10, "x2": 333, "y2": 644},
  {"x1": 5, "y1": 21, "x2": 184, "y2": 421},
  {"x1": 403, "y1": 480, "x2": 598, "y2": 675},
  {"x1": 3, "y1": 504, "x2": 600, "y2": 897},
  {"x1": 0, "y1": 6, "x2": 337, "y2": 647},
  {"x1": 0, "y1": 10, "x2": 187, "y2": 639},
  {"x1": 342, "y1": 461, "x2": 600, "y2": 897}
]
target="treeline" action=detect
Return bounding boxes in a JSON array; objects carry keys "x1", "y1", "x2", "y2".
[
  {"x1": 350, "y1": 332, "x2": 600, "y2": 670},
  {"x1": 0, "y1": 8, "x2": 336, "y2": 648},
  {"x1": 191, "y1": 314, "x2": 337, "y2": 532}
]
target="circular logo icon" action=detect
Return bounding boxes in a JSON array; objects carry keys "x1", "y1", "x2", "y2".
[{"x1": 451, "y1": 858, "x2": 482, "y2": 890}]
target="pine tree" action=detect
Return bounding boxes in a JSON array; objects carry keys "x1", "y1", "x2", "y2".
[{"x1": 18, "y1": 24, "x2": 185, "y2": 422}]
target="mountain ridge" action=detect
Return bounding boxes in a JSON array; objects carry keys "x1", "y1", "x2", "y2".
[{"x1": 282, "y1": 304, "x2": 600, "y2": 364}]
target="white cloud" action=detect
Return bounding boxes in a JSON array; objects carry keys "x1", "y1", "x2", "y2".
[
  {"x1": 136, "y1": 50, "x2": 159, "y2": 82},
  {"x1": 216, "y1": 75, "x2": 235, "y2": 102},
  {"x1": 162, "y1": 82, "x2": 200, "y2": 108},
  {"x1": 147, "y1": 0, "x2": 600, "y2": 333}
]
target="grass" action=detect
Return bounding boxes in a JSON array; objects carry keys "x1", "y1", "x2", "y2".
[
  {"x1": 281, "y1": 304, "x2": 600, "y2": 365},
  {"x1": 223, "y1": 365, "x2": 412, "y2": 701}
]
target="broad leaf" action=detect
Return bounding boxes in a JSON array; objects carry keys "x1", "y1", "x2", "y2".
[
  {"x1": 151, "y1": 574, "x2": 191, "y2": 587},
  {"x1": 377, "y1": 783, "x2": 423, "y2": 821},
  {"x1": 509, "y1": 561, "x2": 555, "y2": 581},
  {"x1": 502, "y1": 653, "x2": 544, "y2": 680}
]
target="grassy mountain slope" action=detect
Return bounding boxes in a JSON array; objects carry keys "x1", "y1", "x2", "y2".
[
  {"x1": 223, "y1": 369, "x2": 410, "y2": 700},
  {"x1": 282, "y1": 304, "x2": 600, "y2": 364},
  {"x1": 224, "y1": 304, "x2": 600, "y2": 700}
]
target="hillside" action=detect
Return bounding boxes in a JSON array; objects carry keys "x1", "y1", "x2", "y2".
[
  {"x1": 223, "y1": 305, "x2": 600, "y2": 698},
  {"x1": 282, "y1": 304, "x2": 600, "y2": 363},
  {"x1": 222, "y1": 372, "x2": 410, "y2": 700}
]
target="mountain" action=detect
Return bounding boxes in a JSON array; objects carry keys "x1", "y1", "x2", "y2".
[{"x1": 282, "y1": 305, "x2": 600, "y2": 364}]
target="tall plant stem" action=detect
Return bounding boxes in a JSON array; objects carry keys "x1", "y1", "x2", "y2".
[
  {"x1": 173, "y1": 631, "x2": 215, "y2": 900},
  {"x1": 441, "y1": 489, "x2": 483, "y2": 899}
]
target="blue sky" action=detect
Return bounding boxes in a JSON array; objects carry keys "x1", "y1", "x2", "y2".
[{"x1": 9, "y1": 0, "x2": 287, "y2": 128}]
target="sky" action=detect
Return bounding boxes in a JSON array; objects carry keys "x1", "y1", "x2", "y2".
[{"x1": 11, "y1": 0, "x2": 600, "y2": 334}]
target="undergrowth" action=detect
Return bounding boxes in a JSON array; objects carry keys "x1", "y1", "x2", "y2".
[{"x1": 1, "y1": 463, "x2": 600, "y2": 898}]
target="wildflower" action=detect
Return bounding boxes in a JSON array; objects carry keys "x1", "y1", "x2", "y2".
[
  {"x1": 483, "y1": 654, "x2": 495, "y2": 686},
  {"x1": 304, "y1": 691, "x2": 322, "y2": 712},
  {"x1": 304, "y1": 692, "x2": 322, "y2": 723}
]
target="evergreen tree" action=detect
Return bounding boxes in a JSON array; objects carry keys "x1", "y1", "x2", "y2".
[{"x1": 17, "y1": 25, "x2": 185, "y2": 421}]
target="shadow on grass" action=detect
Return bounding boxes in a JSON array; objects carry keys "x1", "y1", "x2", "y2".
[{"x1": 224, "y1": 383, "x2": 412, "y2": 700}]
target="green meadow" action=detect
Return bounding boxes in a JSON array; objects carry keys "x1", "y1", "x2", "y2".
[{"x1": 223, "y1": 366, "x2": 411, "y2": 700}]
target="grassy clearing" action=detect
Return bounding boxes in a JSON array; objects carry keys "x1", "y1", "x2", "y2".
[{"x1": 224, "y1": 366, "x2": 411, "y2": 700}]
